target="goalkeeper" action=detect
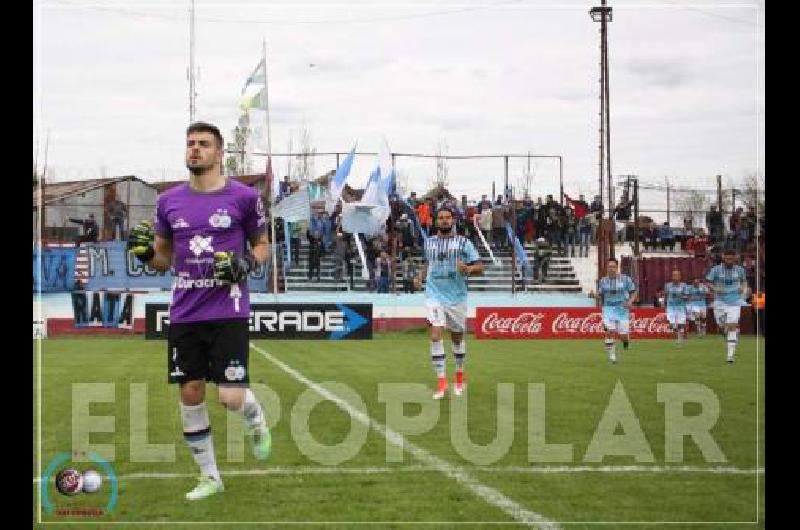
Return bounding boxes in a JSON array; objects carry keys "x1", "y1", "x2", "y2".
[{"x1": 128, "y1": 122, "x2": 271, "y2": 501}]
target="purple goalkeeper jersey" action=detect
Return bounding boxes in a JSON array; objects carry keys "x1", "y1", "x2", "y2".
[{"x1": 154, "y1": 179, "x2": 266, "y2": 323}]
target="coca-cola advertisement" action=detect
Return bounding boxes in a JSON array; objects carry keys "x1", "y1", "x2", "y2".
[{"x1": 475, "y1": 307, "x2": 673, "y2": 339}]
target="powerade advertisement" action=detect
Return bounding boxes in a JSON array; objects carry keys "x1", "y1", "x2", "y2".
[{"x1": 145, "y1": 303, "x2": 373, "y2": 340}]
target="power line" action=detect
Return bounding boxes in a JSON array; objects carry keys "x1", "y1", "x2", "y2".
[
  {"x1": 49, "y1": 0, "x2": 528, "y2": 26},
  {"x1": 683, "y1": 6, "x2": 763, "y2": 28}
]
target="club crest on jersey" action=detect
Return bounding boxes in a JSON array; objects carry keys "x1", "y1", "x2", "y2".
[
  {"x1": 189, "y1": 235, "x2": 214, "y2": 257},
  {"x1": 224, "y1": 365, "x2": 246, "y2": 381},
  {"x1": 209, "y1": 209, "x2": 232, "y2": 229}
]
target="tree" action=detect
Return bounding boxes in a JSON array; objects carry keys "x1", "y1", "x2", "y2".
[
  {"x1": 394, "y1": 168, "x2": 410, "y2": 198},
  {"x1": 676, "y1": 190, "x2": 708, "y2": 229},
  {"x1": 292, "y1": 126, "x2": 316, "y2": 183},
  {"x1": 517, "y1": 157, "x2": 534, "y2": 200},
  {"x1": 741, "y1": 174, "x2": 765, "y2": 214}
]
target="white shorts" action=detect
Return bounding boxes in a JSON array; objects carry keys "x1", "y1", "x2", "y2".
[
  {"x1": 667, "y1": 307, "x2": 687, "y2": 326},
  {"x1": 426, "y1": 301, "x2": 468, "y2": 332},
  {"x1": 602, "y1": 306, "x2": 630, "y2": 335},
  {"x1": 687, "y1": 304, "x2": 707, "y2": 320},
  {"x1": 713, "y1": 302, "x2": 741, "y2": 327}
]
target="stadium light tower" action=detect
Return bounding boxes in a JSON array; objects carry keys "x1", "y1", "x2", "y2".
[{"x1": 590, "y1": 0, "x2": 613, "y2": 275}]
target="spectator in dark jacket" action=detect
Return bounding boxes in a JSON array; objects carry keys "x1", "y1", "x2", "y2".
[
  {"x1": 706, "y1": 205, "x2": 724, "y2": 245},
  {"x1": 307, "y1": 229, "x2": 323, "y2": 282},
  {"x1": 69, "y1": 213, "x2": 99, "y2": 245},
  {"x1": 658, "y1": 222, "x2": 675, "y2": 251}
]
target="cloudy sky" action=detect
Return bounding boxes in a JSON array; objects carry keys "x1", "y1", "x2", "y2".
[{"x1": 34, "y1": 0, "x2": 764, "y2": 217}]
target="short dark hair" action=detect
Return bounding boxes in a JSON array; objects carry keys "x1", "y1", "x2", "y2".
[
  {"x1": 186, "y1": 122, "x2": 224, "y2": 148},
  {"x1": 723, "y1": 248, "x2": 737, "y2": 256},
  {"x1": 437, "y1": 205, "x2": 455, "y2": 217}
]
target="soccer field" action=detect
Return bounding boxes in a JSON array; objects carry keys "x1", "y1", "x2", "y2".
[{"x1": 34, "y1": 332, "x2": 764, "y2": 529}]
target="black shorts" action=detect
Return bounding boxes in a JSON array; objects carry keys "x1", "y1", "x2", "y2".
[{"x1": 167, "y1": 319, "x2": 250, "y2": 386}]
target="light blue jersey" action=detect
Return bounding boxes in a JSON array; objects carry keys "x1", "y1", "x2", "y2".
[
  {"x1": 664, "y1": 282, "x2": 689, "y2": 310},
  {"x1": 598, "y1": 274, "x2": 636, "y2": 307},
  {"x1": 687, "y1": 284, "x2": 709, "y2": 307},
  {"x1": 423, "y1": 234, "x2": 481, "y2": 306},
  {"x1": 706, "y1": 264, "x2": 747, "y2": 306}
]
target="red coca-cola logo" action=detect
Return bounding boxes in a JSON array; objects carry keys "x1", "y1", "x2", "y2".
[
  {"x1": 481, "y1": 312, "x2": 544, "y2": 335},
  {"x1": 630, "y1": 312, "x2": 671, "y2": 334},
  {"x1": 552, "y1": 312, "x2": 605, "y2": 334},
  {"x1": 475, "y1": 307, "x2": 673, "y2": 340}
]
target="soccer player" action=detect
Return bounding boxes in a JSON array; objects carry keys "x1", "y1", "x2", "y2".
[
  {"x1": 664, "y1": 269, "x2": 690, "y2": 345},
  {"x1": 127, "y1": 122, "x2": 271, "y2": 500},
  {"x1": 686, "y1": 277, "x2": 710, "y2": 337},
  {"x1": 590, "y1": 258, "x2": 637, "y2": 363},
  {"x1": 414, "y1": 206, "x2": 484, "y2": 399},
  {"x1": 705, "y1": 248, "x2": 749, "y2": 363}
]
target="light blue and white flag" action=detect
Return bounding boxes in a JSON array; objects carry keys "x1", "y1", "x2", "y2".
[{"x1": 325, "y1": 144, "x2": 356, "y2": 214}]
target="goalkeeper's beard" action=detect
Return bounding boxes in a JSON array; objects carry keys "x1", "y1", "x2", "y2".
[{"x1": 437, "y1": 224, "x2": 454, "y2": 236}]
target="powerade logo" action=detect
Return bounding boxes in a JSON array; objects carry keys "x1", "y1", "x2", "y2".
[
  {"x1": 251, "y1": 304, "x2": 368, "y2": 340},
  {"x1": 41, "y1": 452, "x2": 118, "y2": 517},
  {"x1": 145, "y1": 303, "x2": 372, "y2": 340}
]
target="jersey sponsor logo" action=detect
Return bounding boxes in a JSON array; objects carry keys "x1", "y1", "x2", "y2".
[
  {"x1": 172, "y1": 218, "x2": 190, "y2": 229},
  {"x1": 209, "y1": 209, "x2": 232, "y2": 228},
  {"x1": 189, "y1": 235, "x2": 214, "y2": 257},
  {"x1": 173, "y1": 276, "x2": 226, "y2": 289}
]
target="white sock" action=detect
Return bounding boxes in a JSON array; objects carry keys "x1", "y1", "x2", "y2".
[
  {"x1": 180, "y1": 402, "x2": 221, "y2": 483},
  {"x1": 430, "y1": 340, "x2": 446, "y2": 378},
  {"x1": 453, "y1": 340, "x2": 466, "y2": 371},
  {"x1": 232, "y1": 389, "x2": 265, "y2": 430},
  {"x1": 726, "y1": 330, "x2": 738, "y2": 357},
  {"x1": 604, "y1": 338, "x2": 615, "y2": 357}
]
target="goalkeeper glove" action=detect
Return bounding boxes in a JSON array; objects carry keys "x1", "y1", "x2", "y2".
[
  {"x1": 127, "y1": 220, "x2": 155, "y2": 262},
  {"x1": 213, "y1": 251, "x2": 254, "y2": 283}
]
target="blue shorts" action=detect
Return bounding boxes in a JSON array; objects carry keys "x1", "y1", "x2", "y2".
[{"x1": 602, "y1": 306, "x2": 630, "y2": 334}]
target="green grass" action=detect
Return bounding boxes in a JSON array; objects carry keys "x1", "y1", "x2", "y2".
[{"x1": 33, "y1": 333, "x2": 764, "y2": 528}]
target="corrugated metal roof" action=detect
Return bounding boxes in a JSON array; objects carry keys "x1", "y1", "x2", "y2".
[{"x1": 32, "y1": 176, "x2": 151, "y2": 208}]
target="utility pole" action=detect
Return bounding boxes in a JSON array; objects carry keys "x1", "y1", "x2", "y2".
[
  {"x1": 633, "y1": 177, "x2": 639, "y2": 255},
  {"x1": 716, "y1": 174, "x2": 723, "y2": 211},
  {"x1": 665, "y1": 176, "x2": 671, "y2": 225},
  {"x1": 188, "y1": 0, "x2": 197, "y2": 122}
]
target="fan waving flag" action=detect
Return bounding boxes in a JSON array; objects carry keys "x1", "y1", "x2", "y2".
[
  {"x1": 242, "y1": 58, "x2": 266, "y2": 94},
  {"x1": 378, "y1": 137, "x2": 396, "y2": 197},
  {"x1": 325, "y1": 144, "x2": 356, "y2": 214},
  {"x1": 506, "y1": 222, "x2": 531, "y2": 273}
]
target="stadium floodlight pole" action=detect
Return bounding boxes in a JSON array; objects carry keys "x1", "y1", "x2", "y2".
[
  {"x1": 591, "y1": 0, "x2": 613, "y2": 276},
  {"x1": 603, "y1": 1, "x2": 614, "y2": 261}
]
